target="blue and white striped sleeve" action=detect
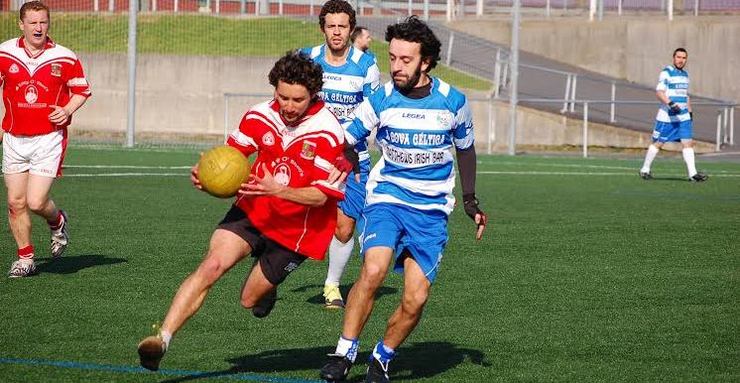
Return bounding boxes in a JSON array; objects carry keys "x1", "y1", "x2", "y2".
[
  {"x1": 363, "y1": 61, "x2": 381, "y2": 96},
  {"x1": 345, "y1": 98, "x2": 379, "y2": 146},
  {"x1": 656, "y1": 69, "x2": 669, "y2": 92},
  {"x1": 452, "y1": 97, "x2": 474, "y2": 150}
]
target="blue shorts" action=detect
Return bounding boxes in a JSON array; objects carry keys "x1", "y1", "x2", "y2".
[
  {"x1": 652, "y1": 120, "x2": 693, "y2": 143},
  {"x1": 338, "y1": 171, "x2": 368, "y2": 222},
  {"x1": 358, "y1": 203, "x2": 449, "y2": 283}
]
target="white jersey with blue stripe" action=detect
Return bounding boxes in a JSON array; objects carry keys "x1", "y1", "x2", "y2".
[
  {"x1": 655, "y1": 65, "x2": 690, "y2": 123},
  {"x1": 346, "y1": 77, "x2": 475, "y2": 215},
  {"x1": 301, "y1": 44, "x2": 380, "y2": 171}
]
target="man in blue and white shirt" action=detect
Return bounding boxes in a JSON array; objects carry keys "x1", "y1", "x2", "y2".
[
  {"x1": 300, "y1": 0, "x2": 381, "y2": 310},
  {"x1": 639, "y1": 48, "x2": 708, "y2": 182},
  {"x1": 320, "y1": 16, "x2": 487, "y2": 383}
]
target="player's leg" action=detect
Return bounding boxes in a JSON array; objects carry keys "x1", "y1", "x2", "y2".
[
  {"x1": 321, "y1": 245, "x2": 393, "y2": 381},
  {"x1": 25, "y1": 173, "x2": 68, "y2": 258},
  {"x1": 240, "y1": 239, "x2": 307, "y2": 318},
  {"x1": 324, "y1": 208, "x2": 356, "y2": 309},
  {"x1": 324, "y1": 172, "x2": 366, "y2": 309},
  {"x1": 4, "y1": 172, "x2": 36, "y2": 277},
  {"x1": 678, "y1": 121, "x2": 707, "y2": 181},
  {"x1": 365, "y1": 255, "x2": 431, "y2": 383},
  {"x1": 138, "y1": 229, "x2": 252, "y2": 371},
  {"x1": 640, "y1": 122, "x2": 668, "y2": 179},
  {"x1": 27, "y1": 130, "x2": 69, "y2": 257},
  {"x1": 366, "y1": 209, "x2": 447, "y2": 382},
  {"x1": 321, "y1": 205, "x2": 399, "y2": 381}
]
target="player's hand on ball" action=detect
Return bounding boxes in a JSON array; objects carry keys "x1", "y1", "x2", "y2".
[
  {"x1": 240, "y1": 164, "x2": 284, "y2": 196},
  {"x1": 191, "y1": 154, "x2": 203, "y2": 190},
  {"x1": 463, "y1": 193, "x2": 488, "y2": 241}
]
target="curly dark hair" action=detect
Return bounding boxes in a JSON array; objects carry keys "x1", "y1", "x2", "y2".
[
  {"x1": 319, "y1": 0, "x2": 356, "y2": 30},
  {"x1": 385, "y1": 16, "x2": 441, "y2": 72},
  {"x1": 268, "y1": 51, "x2": 324, "y2": 95}
]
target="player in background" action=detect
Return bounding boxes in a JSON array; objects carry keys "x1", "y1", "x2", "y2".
[
  {"x1": 319, "y1": 16, "x2": 488, "y2": 382},
  {"x1": 639, "y1": 48, "x2": 708, "y2": 182},
  {"x1": 1, "y1": 1, "x2": 91, "y2": 277},
  {"x1": 137, "y1": 52, "x2": 348, "y2": 371},
  {"x1": 351, "y1": 26, "x2": 376, "y2": 63},
  {"x1": 300, "y1": 0, "x2": 381, "y2": 309}
]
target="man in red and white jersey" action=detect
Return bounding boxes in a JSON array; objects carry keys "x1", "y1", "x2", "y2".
[
  {"x1": 1, "y1": 1, "x2": 91, "y2": 278},
  {"x1": 137, "y1": 51, "x2": 348, "y2": 371}
]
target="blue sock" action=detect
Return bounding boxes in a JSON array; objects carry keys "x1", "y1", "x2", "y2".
[{"x1": 371, "y1": 340, "x2": 395, "y2": 364}]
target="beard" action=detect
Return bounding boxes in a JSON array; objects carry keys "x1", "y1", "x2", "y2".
[{"x1": 393, "y1": 64, "x2": 423, "y2": 93}]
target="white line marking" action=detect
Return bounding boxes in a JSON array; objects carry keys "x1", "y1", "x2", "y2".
[
  {"x1": 478, "y1": 171, "x2": 740, "y2": 177},
  {"x1": 64, "y1": 173, "x2": 187, "y2": 177},
  {"x1": 65, "y1": 165, "x2": 191, "y2": 169}
]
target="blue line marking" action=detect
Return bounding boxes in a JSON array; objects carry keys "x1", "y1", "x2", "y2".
[{"x1": 0, "y1": 357, "x2": 324, "y2": 382}]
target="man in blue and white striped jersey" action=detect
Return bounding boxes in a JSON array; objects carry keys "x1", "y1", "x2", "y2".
[
  {"x1": 640, "y1": 48, "x2": 708, "y2": 182},
  {"x1": 300, "y1": 0, "x2": 381, "y2": 310},
  {"x1": 319, "y1": 16, "x2": 487, "y2": 383}
]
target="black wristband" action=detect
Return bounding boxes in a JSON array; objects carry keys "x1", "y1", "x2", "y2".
[{"x1": 462, "y1": 193, "x2": 481, "y2": 221}]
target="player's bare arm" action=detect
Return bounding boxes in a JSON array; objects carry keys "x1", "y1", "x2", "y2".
[
  {"x1": 48, "y1": 94, "x2": 87, "y2": 125},
  {"x1": 240, "y1": 164, "x2": 328, "y2": 206}
]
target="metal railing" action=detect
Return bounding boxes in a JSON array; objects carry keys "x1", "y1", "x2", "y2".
[
  {"x1": 513, "y1": 98, "x2": 735, "y2": 157},
  {"x1": 225, "y1": 92, "x2": 735, "y2": 158}
]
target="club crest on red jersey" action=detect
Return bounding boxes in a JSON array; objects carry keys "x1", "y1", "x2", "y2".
[
  {"x1": 51, "y1": 63, "x2": 62, "y2": 77},
  {"x1": 9, "y1": 63, "x2": 19, "y2": 74},
  {"x1": 300, "y1": 141, "x2": 317, "y2": 160}
]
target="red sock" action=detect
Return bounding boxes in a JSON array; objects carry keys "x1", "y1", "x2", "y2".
[
  {"x1": 48, "y1": 211, "x2": 64, "y2": 230},
  {"x1": 18, "y1": 245, "x2": 34, "y2": 259}
]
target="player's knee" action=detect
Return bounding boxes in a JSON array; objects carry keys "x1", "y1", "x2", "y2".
[
  {"x1": 25, "y1": 196, "x2": 48, "y2": 213},
  {"x1": 195, "y1": 256, "x2": 228, "y2": 285},
  {"x1": 6, "y1": 195, "x2": 27, "y2": 213},
  {"x1": 358, "y1": 265, "x2": 385, "y2": 289},
  {"x1": 334, "y1": 225, "x2": 354, "y2": 243},
  {"x1": 402, "y1": 289, "x2": 429, "y2": 315}
]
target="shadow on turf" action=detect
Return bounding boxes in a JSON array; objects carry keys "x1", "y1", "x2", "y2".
[
  {"x1": 158, "y1": 341, "x2": 489, "y2": 383},
  {"x1": 35, "y1": 254, "x2": 127, "y2": 274},
  {"x1": 290, "y1": 284, "x2": 399, "y2": 306}
]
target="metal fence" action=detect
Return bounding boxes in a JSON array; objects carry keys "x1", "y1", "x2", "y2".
[{"x1": 3, "y1": 0, "x2": 738, "y2": 17}]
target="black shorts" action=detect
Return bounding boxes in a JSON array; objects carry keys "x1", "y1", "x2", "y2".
[{"x1": 218, "y1": 205, "x2": 307, "y2": 285}]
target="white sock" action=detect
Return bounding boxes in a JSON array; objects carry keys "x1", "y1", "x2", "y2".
[
  {"x1": 641, "y1": 144, "x2": 660, "y2": 173},
  {"x1": 335, "y1": 336, "x2": 359, "y2": 362},
  {"x1": 682, "y1": 147, "x2": 697, "y2": 177},
  {"x1": 325, "y1": 236, "x2": 355, "y2": 286}
]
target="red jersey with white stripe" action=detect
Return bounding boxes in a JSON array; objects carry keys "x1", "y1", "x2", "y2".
[
  {"x1": 226, "y1": 99, "x2": 345, "y2": 260},
  {"x1": 0, "y1": 37, "x2": 91, "y2": 136}
]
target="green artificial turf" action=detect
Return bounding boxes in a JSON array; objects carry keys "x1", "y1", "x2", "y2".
[{"x1": 0, "y1": 147, "x2": 737, "y2": 382}]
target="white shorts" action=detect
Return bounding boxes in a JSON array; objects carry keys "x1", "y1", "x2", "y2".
[{"x1": 2, "y1": 130, "x2": 67, "y2": 178}]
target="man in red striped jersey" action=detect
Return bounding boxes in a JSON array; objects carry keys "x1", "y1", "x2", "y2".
[
  {"x1": 1, "y1": 1, "x2": 91, "y2": 278},
  {"x1": 137, "y1": 51, "x2": 348, "y2": 371}
]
